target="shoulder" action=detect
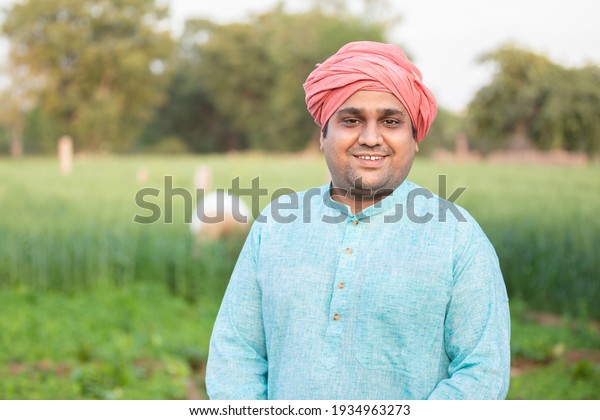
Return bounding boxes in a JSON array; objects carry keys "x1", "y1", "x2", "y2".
[
  {"x1": 402, "y1": 179, "x2": 495, "y2": 254},
  {"x1": 246, "y1": 184, "x2": 328, "y2": 235},
  {"x1": 255, "y1": 185, "x2": 328, "y2": 223}
]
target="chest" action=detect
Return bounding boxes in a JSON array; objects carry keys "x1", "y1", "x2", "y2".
[{"x1": 257, "y1": 220, "x2": 454, "y2": 326}]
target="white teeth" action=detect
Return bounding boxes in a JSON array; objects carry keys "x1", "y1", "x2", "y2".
[{"x1": 358, "y1": 156, "x2": 383, "y2": 161}]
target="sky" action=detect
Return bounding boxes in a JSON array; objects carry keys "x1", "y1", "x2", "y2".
[{"x1": 1, "y1": 0, "x2": 599, "y2": 111}]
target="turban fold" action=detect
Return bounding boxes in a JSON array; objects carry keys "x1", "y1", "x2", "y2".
[{"x1": 303, "y1": 41, "x2": 437, "y2": 142}]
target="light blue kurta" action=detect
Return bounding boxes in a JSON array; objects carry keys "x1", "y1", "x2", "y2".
[{"x1": 206, "y1": 180, "x2": 510, "y2": 400}]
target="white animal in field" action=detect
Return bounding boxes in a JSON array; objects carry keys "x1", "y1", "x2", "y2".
[
  {"x1": 190, "y1": 166, "x2": 251, "y2": 241},
  {"x1": 190, "y1": 190, "x2": 251, "y2": 240}
]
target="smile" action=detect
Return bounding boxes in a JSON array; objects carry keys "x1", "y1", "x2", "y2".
[{"x1": 356, "y1": 155, "x2": 385, "y2": 161}]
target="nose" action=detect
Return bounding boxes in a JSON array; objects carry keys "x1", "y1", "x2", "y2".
[{"x1": 358, "y1": 122, "x2": 382, "y2": 146}]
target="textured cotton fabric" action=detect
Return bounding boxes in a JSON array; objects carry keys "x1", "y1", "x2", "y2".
[
  {"x1": 304, "y1": 41, "x2": 437, "y2": 142},
  {"x1": 206, "y1": 181, "x2": 511, "y2": 400}
]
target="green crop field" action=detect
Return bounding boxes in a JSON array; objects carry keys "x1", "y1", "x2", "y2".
[{"x1": 0, "y1": 154, "x2": 599, "y2": 399}]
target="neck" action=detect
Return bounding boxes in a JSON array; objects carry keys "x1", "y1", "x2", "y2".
[{"x1": 329, "y1": 185, "x2": 392, "y2": 215}]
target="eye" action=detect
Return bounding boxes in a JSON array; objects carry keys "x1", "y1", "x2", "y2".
[
  {"x1": 382, "y1": 119, "x2": 400, "y2": 127},
  {"x1": 342, "y1": 118, "x2": 362, "y2": 127}
]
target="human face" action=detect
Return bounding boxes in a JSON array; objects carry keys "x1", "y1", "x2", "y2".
[{"x1": 321, "y1": 90, "x2": 418, "y2": 213}]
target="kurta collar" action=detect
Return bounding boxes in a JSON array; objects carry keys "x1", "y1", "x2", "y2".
[{"x1": 323, "y1": 180, "x2": 413, "y2": 220}]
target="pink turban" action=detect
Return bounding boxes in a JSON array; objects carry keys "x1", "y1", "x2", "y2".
[{"x1": 303, "y1": 41, "x2": 437, "y2": 142}]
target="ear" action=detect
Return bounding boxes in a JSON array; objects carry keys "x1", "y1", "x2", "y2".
[{"x1": 319, "y1": 131, "x2": 325, "y2": 151}]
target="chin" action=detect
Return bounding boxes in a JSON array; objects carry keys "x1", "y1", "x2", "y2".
[
  {"x1": 356, "y1": 174, "x2": 391, "y2": 189},
  {"x1": 349, "y1": 181, "x2": 391, "y2": 196}
]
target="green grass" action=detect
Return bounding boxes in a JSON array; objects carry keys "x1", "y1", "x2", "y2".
[
  {"x1": 0, "y1": 155, "x2": 327, "y2": 298},
  {"x1": 0, "y1": 285, "x2": 598, "y2": 399},
  {"x1": 508, "y1": 361, "x2": 600, "y2": 400},
  {"x1": 0, "y1": 154, "x2": 599, "y2": 399},
  {"x1": 507, "y1": 298, "x2": 600, "y2": 399},
  {"x1": 509, "y1": 300, "x2": 600, "y2": 362},
  {"x1": 0, "y1": 283, "x2": 215, "y2": 399},
  {"x1": 1, "y1": 155, "x2": 598, "y2": 315}
]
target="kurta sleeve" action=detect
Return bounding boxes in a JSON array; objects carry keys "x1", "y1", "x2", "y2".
[
  {"x1": 205, "y1": 223, "x2": 268, "y2": 399},
  {"x1": 428, "y1": 218, "x2": 511, "y2": 400}
]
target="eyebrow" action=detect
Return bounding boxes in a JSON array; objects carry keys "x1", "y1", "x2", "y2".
[{"x1": 335, "y1": 107, "x2": 405, "y2": 117}]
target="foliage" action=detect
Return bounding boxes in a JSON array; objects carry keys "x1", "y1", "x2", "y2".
[
  {"x1": 508, "y1": 361, "x2": 600, "y2": 400},
  {"x1": 137, "y1": 19, "x2": 247, "y2": 153},
  {"x1": 467, "y1": 46, "x2": 600, "y2": 155},
  {"x1": 21, "y1": 106, "x2": 63, "y2": 154},
  {"x1": 535, "y1": 65, "x2": 600, "y2": 155},
  {"x1": 0, "y1": 126, "x2": 10, "y2": 154},
  {"x1": 145, "y1": 135, "x2": 191, "y2": 155},
  {"x1": 0, "y1": 283, "x2": 212, "y2": 399},
  {"x1": 509, "y1": 300, "x2": 600, "y2": 362},
  {"x1": 1, "y1": 0, "x2": 174, "y2": 152},
  {"x1": 419, "y1": 107, "x2": 464, "y2": 155}
]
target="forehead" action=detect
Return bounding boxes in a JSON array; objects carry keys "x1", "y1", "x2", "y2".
[{"x1": 336, "y1": 90, "x2": 407, "y2": 114}]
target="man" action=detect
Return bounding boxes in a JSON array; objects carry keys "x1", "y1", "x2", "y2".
[{"x1": 206, "y1": 41, "x2": 510, "y2": 400}]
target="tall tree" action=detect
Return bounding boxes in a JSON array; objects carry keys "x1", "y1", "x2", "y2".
[
  {"x1": 0, "y1": 60, "x2": 40, "y2": 157},
  {"x1": 195, "y1": 6, "x2": 388, "y2": 152},
  {"x1": 138, "y1": 18, "x2": 247, "y2": 153},
  {"x1": 2, "y1": 0, "x2": 173, "y2": 152},
  {"x1": 467, "y1": 45, "x2": 600, "y2": 155},
  {"x1": 0, "y1": 88, "x2": 26, "y2": 158}
]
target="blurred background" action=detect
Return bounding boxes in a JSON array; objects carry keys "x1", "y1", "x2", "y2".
[{"x1": 0, "y1": 0, "x2": 598, "y2": 399}]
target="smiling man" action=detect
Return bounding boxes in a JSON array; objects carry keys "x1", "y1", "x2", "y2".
[
  {"x1": 322, "y1": 90, "x2": 418, "y2": 215},
  {"x1": 206, "y1": 41, "x2": 510, "y2": 400}
]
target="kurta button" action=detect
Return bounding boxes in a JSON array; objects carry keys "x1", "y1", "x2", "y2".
[
  {"x1": 333, "y1": 313, "x2": 340, "y2": 321},
  {"x1": 352, "y1": 219, "x2": 359, "y2": 226},
  {"x1": 345, "y1": 248, "x2": 352, "y2": 255},
  {"x1": 338, "y1": 281, "x2": 345, "y2": 289}
]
